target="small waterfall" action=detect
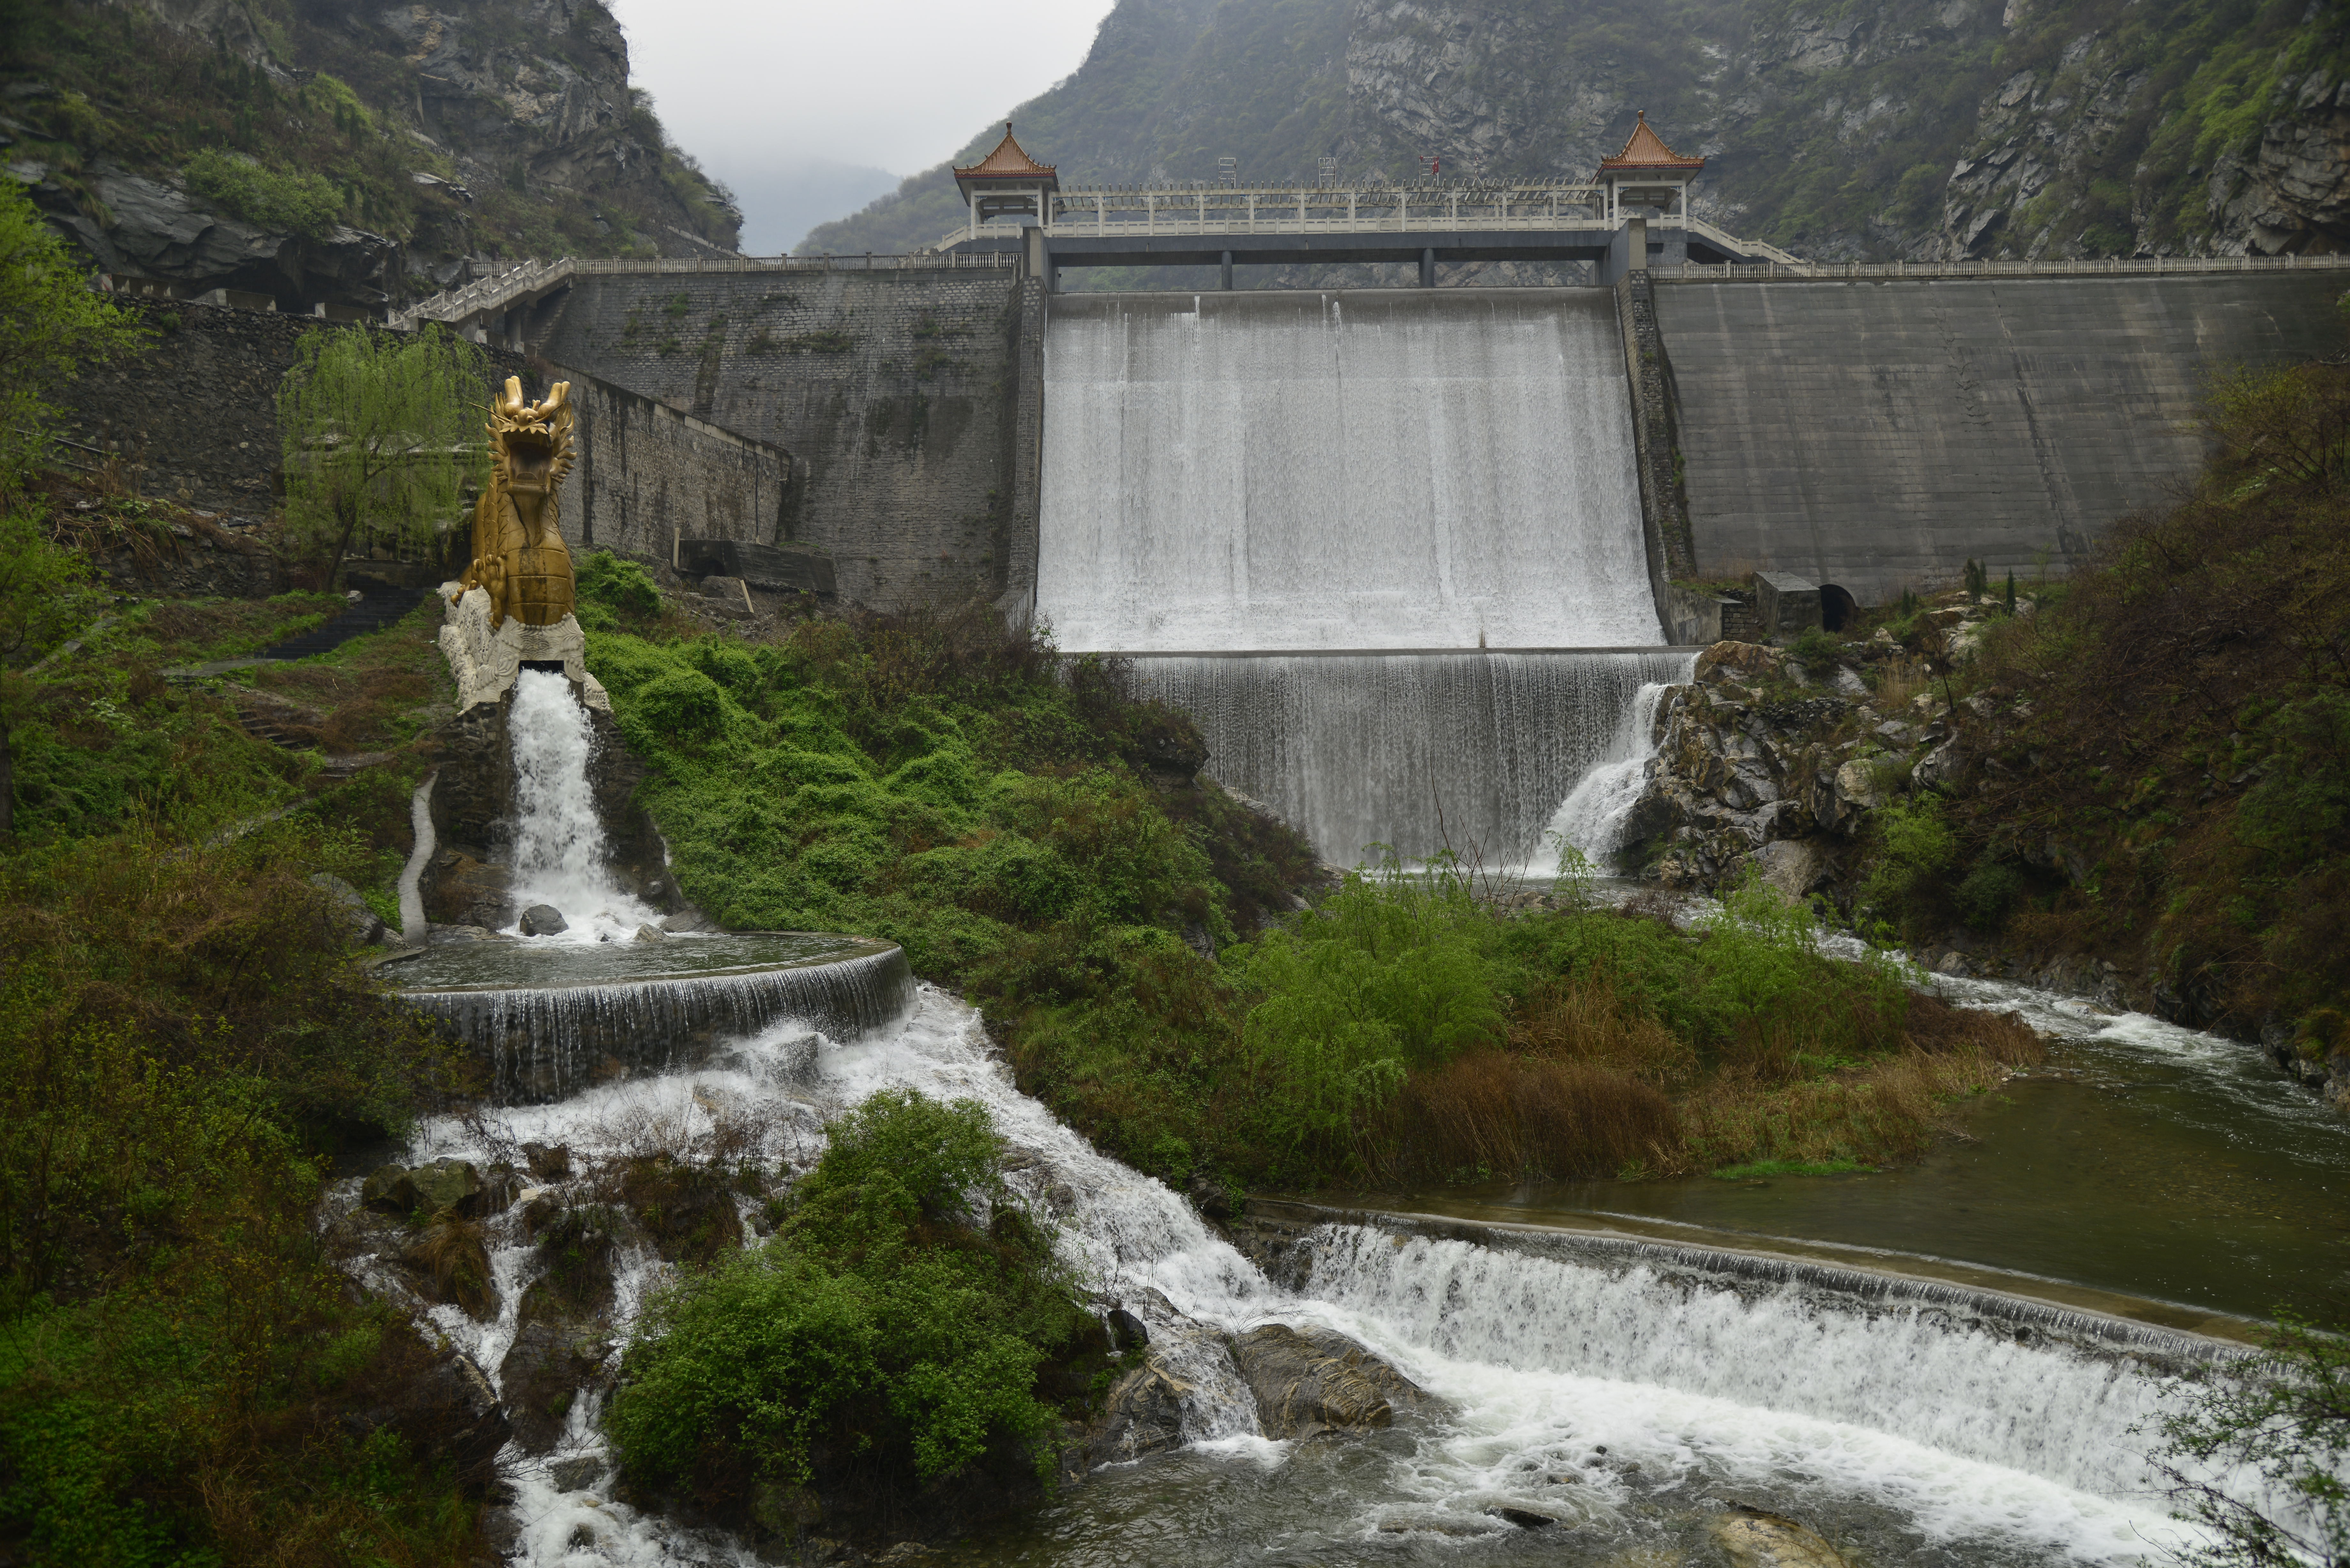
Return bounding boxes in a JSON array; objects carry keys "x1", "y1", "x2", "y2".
[
  {"x1": 1130, "y1": 650, "x2": 1693, "y2": 866},
  {"x1": 505, "y1": 668, "x2": 659, "y2": 940},
  {"x1": 406, "y1": 943, "x2": 917, "y2": 1102},
  {"x1": 1544, "y1": 673, "x2": 1689, "y2": 865},
  {"x1": 1039, "y1": 290, "x2": 1661, "y2": 652}
]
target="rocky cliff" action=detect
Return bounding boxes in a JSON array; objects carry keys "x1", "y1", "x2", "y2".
[
  {"x1": 807, "y1": 0, "x2": 2349, "y2": 264},
  {"x1": 2, "y1": 0, "x2": 741, "y2": 311}
]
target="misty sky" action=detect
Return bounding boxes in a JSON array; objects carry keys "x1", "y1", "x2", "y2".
[{"x1": 607, "y1": 0, "x2": 1116, "y2": 251}]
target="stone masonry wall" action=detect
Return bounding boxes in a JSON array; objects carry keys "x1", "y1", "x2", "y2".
[
  {"x1": 527, "y1": 261, "x2": 1023, "y2": 608},
  {"x1": 54, "y1": 296, "x2": 531, "y2": 520},
  {"x1": 553, "y1": 371, "x2": 789, "y2": 564}
]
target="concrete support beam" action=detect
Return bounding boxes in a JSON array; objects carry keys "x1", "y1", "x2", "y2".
[
  {"x1": 1221, "y1": 250, "x2": 1234, "y2": 290},
  {"x1": 1023, "y1": 226, "x2": 1052, "y2": 293},
  {"x1": 1419, "y1": 248, "x2": 1436, "y2": 287}
]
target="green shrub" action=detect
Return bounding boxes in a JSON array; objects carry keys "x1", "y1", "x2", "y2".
[
  {"x1": 1953, "y1": 858, "x2": 2026, "y2": 930},
  {"x1": 185, "y1": 147, "x2": 344, "y2": 236},
  {"x1": 1232, "y1": 854, "x2": 1504, "y2": 1154},
  {"x1": 1861, "y1": 795, "x2": 1960, "y2": 928},
  {"x1": 605, "y1": 1090, "x2": 1083, "y2": 1496},
  {"x1": 575, "y1": 550, "x2": 662, "y2": 625}
]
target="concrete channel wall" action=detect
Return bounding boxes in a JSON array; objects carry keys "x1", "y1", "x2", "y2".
[
  {"x1": 1654, "y1": 269, "x2": 2347, "y2": 602},
  {"x1": 529, "y1": 261, "x2": 1028, "y2": 610}
]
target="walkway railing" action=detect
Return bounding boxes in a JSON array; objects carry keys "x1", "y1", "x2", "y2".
[{"x1": 391, "y1": 251, "x2": 1016, "y2": 332}]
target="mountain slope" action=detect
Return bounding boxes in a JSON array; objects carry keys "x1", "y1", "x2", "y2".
[
  {"x1": 0, "y1": 0, "x2": 741, "y2": 310},
  {"x1": 806, "y1": 0, "x2": 2350, "y2": 264}
]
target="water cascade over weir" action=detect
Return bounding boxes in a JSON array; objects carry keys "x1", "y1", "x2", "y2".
[
  {"x1": 384, "y1": 986, "x2": 2242, "y2": 1567},
  {"x1": 1037, "y1": 290, "x2": 1694, "y2": 863},
  {"x1": 397, "y1": 670, "x2": 916, "y2": 1100}
]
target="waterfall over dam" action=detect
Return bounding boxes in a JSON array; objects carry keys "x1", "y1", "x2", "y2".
[
  {"x1": 1039, "y1": 290, "x2": 1679, "y2": 863},
  {"x1": 1038, "y1": 290, "x2": 1660, "y2": 654}
]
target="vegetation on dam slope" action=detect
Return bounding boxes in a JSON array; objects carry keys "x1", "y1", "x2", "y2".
[{"x1": 577, "y1": 571, "x2": 2042, "y2": 1197}]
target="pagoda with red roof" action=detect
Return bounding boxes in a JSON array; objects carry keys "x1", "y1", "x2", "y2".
[
  {"x1": 1596, "y1": 110, "x2": 1704, "y2": 224},
  {"x1": 954, "y1": 123, "x2": 1060, "y2": 241}
]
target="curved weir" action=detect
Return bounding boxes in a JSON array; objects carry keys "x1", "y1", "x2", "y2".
[{"x1": 400, "y1": 935, "x2": 914, "y2": 1103}]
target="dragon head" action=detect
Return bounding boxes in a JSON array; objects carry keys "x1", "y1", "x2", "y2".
[{"x1": 487, "y1": 376, "x2": 576, "y2": 506}]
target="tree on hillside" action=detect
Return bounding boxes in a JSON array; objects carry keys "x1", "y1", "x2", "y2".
[
  {"x1": 276, "y1": 326, "x2": 487, "y2": 590},
  {"x1": 0, "y1": 177, "x2": 147, "y2": 494}
]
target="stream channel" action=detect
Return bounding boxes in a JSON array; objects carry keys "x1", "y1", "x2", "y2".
[
  {"x1": 367, "y1": 671, "x2": 2345, "y2": 1568},
  {"x1": 372, "y1": 961, "x2": 2335, "y2": 1568}
]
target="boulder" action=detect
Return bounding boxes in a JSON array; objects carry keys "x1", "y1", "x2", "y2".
[
  {"x1": 519, "y1": 904, "x2": 569, "y2": 936},
  {"x1": 1090, "y1": 1351, "x2": 1198, "y2": 1462},
  {"x1": 498, "y1": 1282, "x2": 611, "y2": 1454},
  {"x1": 307, "y1": 873, "x2": 387, "y2": 946},
  {"x1": 549, "y1": 1455, "x2": 606, "y2": 1493},
  {"x1": 1709, "y1": 1506, "x2": 1851, "y2": 1568},
  {"x1": 1230, "y1": 1323, "x2": 1435, "y2": 1439},
  {"x1": 1832, "y1": 759, "x2": 1885, "y2": 813},
  {"x1": 634, "y1": 923, "x2": 667, "y2": 941},
  {"x1": 1748, "y1": 837, "x2": 1833, "y2": 901},
  {"x1": 1106, "y1": 1305, "x2": 1151, "y2": 1352},
  {"x1": 362, "y1": 1157, "x2": 484, "y2": 1218},
  {"x1": 521, "y1": 1141, "x2": 572, "y2": 1180}
]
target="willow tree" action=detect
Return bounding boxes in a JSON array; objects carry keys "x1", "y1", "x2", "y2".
[{"x1": 277, "y1": 326, "x2": 486, "y2": 589}]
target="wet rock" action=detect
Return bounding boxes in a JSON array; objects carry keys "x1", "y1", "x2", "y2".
[
  {"x1": 347, "y1": 1338, "x2": 510, "y2": 1496},
  {"x1": 500, "y1": 1278, "x2": 613, "y2": 1455},
  {"x1": 1230, "y1": 1323, "x2": 1436, "y2": 1439},
  {"x1": 426, "y1": 851, "x2": 515, "y2": 931},
  {"x1": 1709, "y1": 1505, "x2": 1851, "y2": 1568},
  {"x1": 521, "y1": 1141, "x2": 572, "y2": 1180},
  {"x1": 1106, "y1": 1305, "x2": 1151, "y2": 1351},
  {"x1": 634, "y1": 922, "x2": 666, "y2": 941},
  {"x1": 1090, "y1": 1350, "x2": 1198, "y2": 1462},
  {"x1": 1491, "y1": 1506, "x2": 1558, "y2": 1528},
  {"x1": 548, "y1": 1455, "x2": 607, "y2": 1492},
  {"x1": 519, "y1": 903, "x2": 569, "y2": 936},
  {"x1": 362, "y1": 1157, "x2": 483, "y2": 1218},
  {"x1": 619, "y1": 1156, "x2": 743, "y2": 1264},
  {"x1": 401, "y1": 1216, "x2": 499, "y2": 1322}
]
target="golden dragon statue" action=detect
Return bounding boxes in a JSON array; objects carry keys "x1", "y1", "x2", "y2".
[{"x1": 452, "y1": 377, "x2": 577, "y2": 630}]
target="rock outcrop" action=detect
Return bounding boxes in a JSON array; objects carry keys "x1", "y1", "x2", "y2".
[
  {"x1": 1230, "y1": 1322, "x2": 1437, "y2": 1438},
  {"x1": 809, "y1": 0, "x2": 2346, "y2": 264},
  {"x1": 8, "y1": 0, "x2": 739, "y2": 311}
]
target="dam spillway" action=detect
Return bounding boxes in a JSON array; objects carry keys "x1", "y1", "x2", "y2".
[
  {"x1": 1038, "y1": 290, "x2": 1660, "y2": 653},
  {"x1": 1128, "y1": 650, "x2": 1692, "y2": 867},
  {"x1": 1039, "y1": 290, "x2": 1677, "y2": 862}
]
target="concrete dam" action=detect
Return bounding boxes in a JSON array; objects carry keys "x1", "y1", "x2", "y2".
[{"x1": 488, "y1": 248, "x2": 2346, "y2": 865}]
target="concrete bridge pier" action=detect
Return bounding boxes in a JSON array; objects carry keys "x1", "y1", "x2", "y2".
[
  {"x1": 1221, "y1": 250, "x2": 1233, "y2": 290},
  {"x1": 1420, "y1": 248, "x2": 1436, "y2": 287}
]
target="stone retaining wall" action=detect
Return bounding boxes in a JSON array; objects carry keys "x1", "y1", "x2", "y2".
[{"x1": 526, "y1": 261, "x2": 1023, "y2": 608}]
